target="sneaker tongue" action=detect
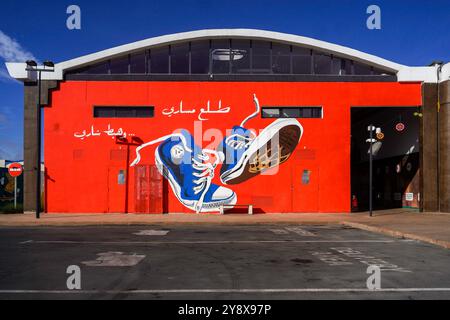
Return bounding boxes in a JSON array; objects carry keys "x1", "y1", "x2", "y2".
[{"x1": 178, "y1": 129, "x2": 204, "y2": 164}]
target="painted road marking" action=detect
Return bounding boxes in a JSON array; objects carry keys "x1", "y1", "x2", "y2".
[
  {"x1": 134, "y1": 230, "x2": 169, "y2": 236},
  {"x1": 285, "y1": 227, "x2": 316, "y2": 237},
  {"x1": 269, "y1": 229, "x2": 289, "y2": 235},
  {"x1": 1, "y1": 288, "x2": 450, "y2": 294},
  {"x1": 81, "y1": 252, "x2": 145, "y2": 267},
  {"x1": 20, "y1": 240, "x2": 398, "y2": 245},
  {"x1": 269, "y1": 227, "x2": 316, "y2": 236},
  {"x1": 310, "y1": 251, "x2": 353, "y2": 266},
  {"x1": 331, "y1": 247, "x2": 411, "y2": 273}
]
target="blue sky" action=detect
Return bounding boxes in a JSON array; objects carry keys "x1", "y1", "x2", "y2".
[{"x1": 0, "y1": 0, "x2": 449, "y2": 160}]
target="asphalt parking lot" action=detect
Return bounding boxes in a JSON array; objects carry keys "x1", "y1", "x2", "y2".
[{"x1": 1, "y1": 224, "x2": 450, "y2": 300}]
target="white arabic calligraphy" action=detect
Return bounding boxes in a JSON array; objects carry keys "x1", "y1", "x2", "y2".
[
  {"x1": 162, "y1": 100, "x2": 231, "y2": 121},
  {"x1": 74, "y1": 124, "x2": 134, "y2": 140}
]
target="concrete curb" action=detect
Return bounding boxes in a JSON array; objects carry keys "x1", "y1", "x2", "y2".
[
  {"x1": 342, "y1": 221, "x2": 450, "y2": 250},
  {"x1": 0, "y1": 218, "x2": 342, "y2": 227}
]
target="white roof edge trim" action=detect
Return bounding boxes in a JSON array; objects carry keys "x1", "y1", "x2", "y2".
[
  {"x1": 5, "y1": 62, "x2": 28, "y2": 80},
  {"x1": 397, "y1": 66, "x2": 438, "y2": 83},
  {"x1": 440, "y1": 63, "x2": 450, "y2": 82},
  {"x1": 4, "y1": 29, "x2": 446, "y2": 83}
]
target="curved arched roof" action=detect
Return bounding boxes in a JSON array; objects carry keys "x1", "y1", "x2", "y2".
[{"x1": 5, "y1": 29, "x2": 442, "y2": 82}]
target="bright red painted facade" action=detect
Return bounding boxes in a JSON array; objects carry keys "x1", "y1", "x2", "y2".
[{"x1": 44, "y1": 81, "x2": 422, "y2": 214}]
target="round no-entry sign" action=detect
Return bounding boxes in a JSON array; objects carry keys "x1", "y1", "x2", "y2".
[
  {"x1": 8, "y1": 163, "x2": 23, "y2": 177},
  {"x1": 395, "y1": 122, "x2": 405, "y2": 132}
]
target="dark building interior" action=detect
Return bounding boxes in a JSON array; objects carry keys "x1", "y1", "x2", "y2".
[{"x1": 351, "y1": 107, "x2": 420, "y2": 211}]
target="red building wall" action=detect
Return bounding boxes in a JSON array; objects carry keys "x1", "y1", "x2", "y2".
[{"x1": 44, "y1": 81, "x2": 421, "y2": 214}]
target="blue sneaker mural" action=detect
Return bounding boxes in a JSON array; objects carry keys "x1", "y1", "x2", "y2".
[
  {"x1": 219, "y1": 94, "x2": 303, "y2": 185},
  {"x1": 131, "y1": 131, "x2": 236, "y2": 213}
]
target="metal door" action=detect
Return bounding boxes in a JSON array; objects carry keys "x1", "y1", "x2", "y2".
[{"x1": 134, "y1": 165, "x2": 163, "y2": 213}]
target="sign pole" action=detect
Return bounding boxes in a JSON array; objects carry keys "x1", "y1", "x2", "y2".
[
  {"x1": 14, "y1": 176, "x2": 17, "y2": 209},
  {"x1": 8, "y1": 163, "x2": 23, "y2": 210},
  {"x1": 369, "y1": 126, "x2": 373, "y2": 217},
  {"x1": 36, "y1": 70, "x2": 42, "y2": 219}
]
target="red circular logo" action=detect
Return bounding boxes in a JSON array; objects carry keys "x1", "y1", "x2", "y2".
[
  {"x1": 8, "y1": 163, "x2": 23, "y2": 177},
  {"x1": 395, "y1": 123, "x2": 405, "y2": 132}
]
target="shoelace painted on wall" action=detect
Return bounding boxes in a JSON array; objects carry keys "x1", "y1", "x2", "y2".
[{"x1": 130, "y1": 133, "x2": 223, "y2": 213}]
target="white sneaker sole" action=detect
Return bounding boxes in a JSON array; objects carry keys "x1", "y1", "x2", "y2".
[{"x1": 220, "y1": 118, "x2": 303, "y2": 185}]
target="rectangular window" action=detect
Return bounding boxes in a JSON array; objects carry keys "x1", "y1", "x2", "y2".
[
  {"x1": 292, "y1": 47, "x2": 311, "y2": 74},
  {"x1": 110, "y1": 55, "x2": 129, "y2": 74},
  {"x1": 93, "y1": 106, "x2": 154, "y2": 118},
  {"x1": 272, "y1": 43, "x2": 291, "y2": 74},
  {"x1": 331, "y1": 56, "x2": 342, "y2": 75},
  {"x1": 353, "y1": 61, "x2": 372, "y2": 75},
  {"x1": 130, "y1": 51, "x2": 146, "y2": 74},
  {"x1": 313, "y1": 52, "x2": 332, "y2": 74},
  {"x1": 170, "y1": 43, "x2": 189, "y2": 74},
  {"x1": 150, "y1": 46, "x2": 169, "y2": 73},
  {"x1": 252, "y1": 40, "x2": 271, "y2": 73},
  {"x1": 191, "y1": 40, "x2": 210, "y2": 74},
  {"x1": 231, "y1": 39, "x2": 251, "y2": 74},
  {"x1": 262, "y1": 107, "x2": 322, "y2": 119}
]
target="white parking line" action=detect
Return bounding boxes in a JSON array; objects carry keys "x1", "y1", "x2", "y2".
[
  {"x1": 81, "y1": 252, "x2": 146, "y2": 267},
  {"x1": 134, "y1": 230, "x2": 169, "y2": 236},
  {"x1": 1, "y1": 288, "x2": 450, "y2": 294},
  {"x1": 20, "y1": 240, "x2": 397, "y2": 245}
]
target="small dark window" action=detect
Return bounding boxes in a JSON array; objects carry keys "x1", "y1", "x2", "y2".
[
  {"x1": 94, "y1": 106, "x2": 154, "y2": 118},
  {"x1": 110, "y1": 55, "x2": 129, "y2": 74},
  {"x1": 281, "y1": 108, "x2": 300, "y2": 118},
  {"x1": 170, "y1": 43, "x2": 189, "y2": 74},
  {"x1": 116, "y1": 108, "x2": 133, "y2": 118},
  {"x1": 261, "y1": 108, "x2": 280, "y2": 118},
  {"x1": 262, "y1": 107, "x2": 322, "y2": 119},
  {"x1": 94, "y1": 107, "x2": 115, "y2": 118},
  {"x1": 292, "y1": 47, "x2": 311, "y2": 74},
  {"x1": 231, "y1": 39, "x2": 251, "y2": 74},
  {"x1": 150, "y1": 46, "x2": 169, "y2": 73},
  {"x1": 252, "y1": 40, "x2": 271, "y2": 73},
  {"x1": 135, "y1": 107, "x2": 153, "y2": 117},
  {"x1": 191, "y1": 40, "x2": 210, "y2": 74},
  {"x1": 272, "y1": 43, "x2": 291, "y2": 74},
  {"x1": 130, "y1": 52, "x2": 146, "y2": 74}
]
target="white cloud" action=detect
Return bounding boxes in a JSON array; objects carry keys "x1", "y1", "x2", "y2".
[
  {"x1": 0, "y1": 30, "x2": 36, "y2": 62},
  {"x1": 0, "y1": 30, "x2": 35, "y2": 83}
]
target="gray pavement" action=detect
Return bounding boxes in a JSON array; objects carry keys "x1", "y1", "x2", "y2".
[{"x1": 1, "y1": 224, "x2": 450, "y2": 300}]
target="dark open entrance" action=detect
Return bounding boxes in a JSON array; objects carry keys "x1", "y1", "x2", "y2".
[{"x1": 351, "y1": 107, "x2": 421, "y2": 212}]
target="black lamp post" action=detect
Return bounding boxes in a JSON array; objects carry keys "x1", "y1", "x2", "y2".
[
  {"x1": 25, "y1": 60, "x2": 55, "y2": 219},
  {"x1": 366, "y1": 125, "x2": 381, "y2": 217}
]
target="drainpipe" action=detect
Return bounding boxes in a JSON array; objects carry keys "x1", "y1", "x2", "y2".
[{"x1": 436, "y1": 62, "x2": 443, "y2": 212}]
